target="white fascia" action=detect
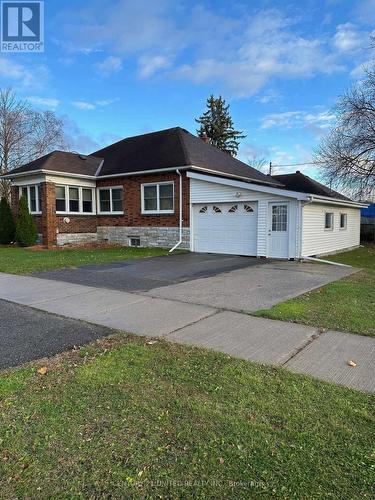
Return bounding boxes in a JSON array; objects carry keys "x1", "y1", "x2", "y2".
[{"x1": 187, "y1": 171, "x2": 310, "y2": 201}]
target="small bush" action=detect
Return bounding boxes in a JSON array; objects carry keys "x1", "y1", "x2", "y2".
[
  {"x1": 0, "y1": 197, "x2": 15, "y2": 244},
  {"x1": 15, "y1": 195, "x2": 37, "y2": 247}
]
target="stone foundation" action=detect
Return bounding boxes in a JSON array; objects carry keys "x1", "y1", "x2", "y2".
[
  {"x1": 97, "y1": 226, "x2": 190, "y2": 249},
  {"x1": 57, "y1": 233, "x2": 98, "y2": 246}
]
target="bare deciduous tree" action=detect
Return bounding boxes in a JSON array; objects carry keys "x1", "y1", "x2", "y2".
[
  {"x1": 316, "y1": 68, "x2": 375, "y2": 200},
  {"x1": 0, "y1": 88, "x2": 66, "y2": 199},
  {"x1": 247, "y1": 155, "x2": 268, "y2": 174}
]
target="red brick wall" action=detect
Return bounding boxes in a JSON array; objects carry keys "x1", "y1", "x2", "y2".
[
  {"x1": 96, "y1": 172, "x2": 190, "y2": 228},
  {"x1": 11, "y1": 173, "x2": 190, "y2": 246}
]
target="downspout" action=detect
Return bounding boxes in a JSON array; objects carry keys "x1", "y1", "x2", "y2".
[{"x1": 169, "y1": 169, "x2": 183, "y2": 253}]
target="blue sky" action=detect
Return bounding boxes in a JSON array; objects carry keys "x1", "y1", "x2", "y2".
[{"x1": 1, "y1": 0, "x2": 374, "y2": 178}]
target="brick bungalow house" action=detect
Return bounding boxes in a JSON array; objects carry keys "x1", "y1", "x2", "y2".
[{"x1": 2, "y1": 127, "x2": 365, "y2": 258}]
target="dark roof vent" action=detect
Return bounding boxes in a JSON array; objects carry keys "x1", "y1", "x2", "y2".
[{"x1": 296, "y1": 170, "x2": 301, "y2": 174}]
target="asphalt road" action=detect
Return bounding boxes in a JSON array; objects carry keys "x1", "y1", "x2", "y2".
[{"x1": 0, "y1": 299, "x2": 113, "y2": 370}]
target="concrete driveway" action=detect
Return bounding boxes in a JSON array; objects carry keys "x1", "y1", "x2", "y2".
[{"x1": 35, "y1": 253, "x2": 357, "y2": 312}]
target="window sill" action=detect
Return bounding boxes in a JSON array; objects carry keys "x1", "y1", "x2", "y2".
[
  {"x1": 141, "y1": 210, "x2": 174, "y2": 215},
  {"x1": 30, "y1": 212, "x2": 42, "y2": 215},
  {"x1": 324, "y1": 228, "x2": 334, "y2": 231},
  {"x1": 339, "y1": 227, "x2": 347, "y2": 231},
  {"x1": 56, "y1": 212, "x2": 96, "y2": 216}
]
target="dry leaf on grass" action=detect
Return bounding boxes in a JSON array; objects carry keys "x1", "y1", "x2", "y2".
[
  {"x1": 347, "y1": 360, "x2": 357, "y2": 367},
  {"x1": 37, "y1": 367, "x2": 47, "y2": 375}
]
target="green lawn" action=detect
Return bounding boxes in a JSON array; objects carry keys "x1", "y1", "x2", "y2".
[
  {"x1": 255, "y1": 245, "x2": 375, "y2": 337},
  {"x1": 0, "y1": 246, "x2": 170, "y2": 274},
  {"x1": 0, "y1": 334, "x2": 373, "y2": 498}
]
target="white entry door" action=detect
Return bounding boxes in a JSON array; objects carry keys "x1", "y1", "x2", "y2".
[
  {"x1": 193, "y1": 202, "x2": 258, "y2": 256},
  {"x1": 268, "y1": 203, "x2": 289, "y2": 258}
]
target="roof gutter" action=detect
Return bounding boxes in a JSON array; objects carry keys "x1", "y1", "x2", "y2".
[
  {"x1": 1, "y1": 169, "x2": 97, "y2": 180},
  {"x1": 308, "y1": 195, "x2": 368, "y2": 209}
]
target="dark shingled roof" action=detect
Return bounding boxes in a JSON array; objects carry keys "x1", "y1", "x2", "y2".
[
  {"x1": 92, "y1": 127, "x2": 282, "y2": 186},
  {"x1": 272, "y1": 171, "x2": 351, "y2": 201},
  {"x1": 7, "y1": 151, "x2": 102, "y2": 177}
]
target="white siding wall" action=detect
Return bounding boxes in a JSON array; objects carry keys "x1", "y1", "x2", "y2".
[
  {"x1": 301, "y1": 203, "x2": 360, "y2": 256},
  {"x1": 190, "y1": 178, "x2": 300, "y2": 258}
]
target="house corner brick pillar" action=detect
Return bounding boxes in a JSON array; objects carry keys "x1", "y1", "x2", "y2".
[
  {"x1": 41, "y1": 182, "x2": 57, "y2": 247},
  {"x1": 10, "y1": 185, "x2": 19, "y2": 219}
]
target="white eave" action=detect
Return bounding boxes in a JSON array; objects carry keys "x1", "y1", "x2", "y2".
[
  {"x1": 307, "y1": 194, "x2": 368, "y2": 209},
  {"x1": 187, "y1": 171, "x2": 310, "y2": 200}
]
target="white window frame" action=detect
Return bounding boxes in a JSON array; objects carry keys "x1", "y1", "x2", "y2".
[
  {"x1": 324, "y1": 211, "x2": 334, "y2": 231},
  {"x1": 141, "y1": 181, "x2": 174, "y2": 215},
  {"x1": 339, "y1": 212, "x2": 347, "y2": 230},
  {"x1": 19, "y1": 184, "x2": 41, "y2": 214},
  {"x1": 55, "y1": 185, "x2": 96, "y2": 215},
  {"x1": 97, "y1": 186, "x2": 124, "y2": 215}
]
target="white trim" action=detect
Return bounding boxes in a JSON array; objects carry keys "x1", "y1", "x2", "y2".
[
  {"x1": 141, "y1": 181, "x2": 174, "y2": 214},
  {"x1": 3, "y1": 169, "x2": 97, "y2": 180},
  {"x1": 324, "y1": 211, "x2": 334, "y2": 231},
  {"x1": 19, "y1": 184, "x2": 42, "y2": 214},
  {"x1": 97, "y1": 186, "x2": 124, "y2": 215},
  {"x1": 308, "y1": 195, "x2": 367, "y2": 209},
  {"x1": 189, "y1": 165, "x2": 280, "y2": 187},
  {"x1": 55, "y1": 184, "x2": 96, "y2": 215},
  {"x1": 339, "y1": 212, "x2": 347, "y2": 230},
  {"x1": 187, "y1": 171, "x2": 310, "y2": 201}
]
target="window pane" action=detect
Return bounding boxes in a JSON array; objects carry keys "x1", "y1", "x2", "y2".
[
  {"x1": 69, "y1": 187, "x2": 79, "y2": 212},
  {"x1": 55, "y1": 186, "x2": 66, "y2": 212},
  {"x1": 99, "y1": 190, "x2": 111, "y2": 212},
  {"x1": 29, "y1": 186, "x2": 37, "y2": 212},
  {"x1": 340, "y1": 214, "x2": 347, "y2": 228},
  {"x1": 325, "y1": 213, "x2": 333, "y2": 229},
  {"x1": 56, "y1": 199, "x2": 66, "y2": 212},
  {"x1": 56, "y1": 186, "x2": 65, "y2": 199},
  {"x1": 272, "y1": 205, "x2": 287, "y2": 231},
  {"x1": 143, "y1": 185, "x2": 157, "y2": 211},
  {"x1": 82, "y1": 189, "x2": 93, "y2": 213},
  {"x1": 111, "y1": 188, "x2": 123, "y2": 212},
  {"x1": 159, "y1": 183, "x2": 173, "y2": 210},
  {"x1": 21, "y1": 187, "x2": 28, "y2": 200}
]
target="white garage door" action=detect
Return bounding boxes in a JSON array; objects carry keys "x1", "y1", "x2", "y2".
[{"x1": 193, "y1": 202, "x2": 258, "y2": 256}]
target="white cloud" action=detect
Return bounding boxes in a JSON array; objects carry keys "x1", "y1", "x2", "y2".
[
  {"x1": 72, "y1": 100, "x2": 96, "y2": 110},
  {"x1": 58, "y1": 2, "x2": 372, "y2": 96},
  {"x1": 71, "y1": 98, "x2": 118, "y2": 110},
  {"x1": 333, "y1": 23, "x2": 367, "y2": 52},
  {"x1": 0, "y1": 57, "x2": 50, "y2": 89},
  {"x1": 28, "y1": 96, "x2": 60, "y2": 109},
  {"x1": 261, "y1": 110, "x2": 335, "y2": 132},
  {"x1": 138, "y1": 55, "x2": 171, "y2": 78},
  {"x1": 96, "y1": 56, "x2": 123, "y2": 76}
]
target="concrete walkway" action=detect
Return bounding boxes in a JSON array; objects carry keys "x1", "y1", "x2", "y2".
[{"x1": 0, "y1": 272, "x2": 373, "y2": 393}]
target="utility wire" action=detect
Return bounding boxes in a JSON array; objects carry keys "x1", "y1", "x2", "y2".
[{"x1": 271, "y1": 161, "x2": 326, "y2": 167}]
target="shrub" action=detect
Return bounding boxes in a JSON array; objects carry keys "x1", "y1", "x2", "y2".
[
  {"x1": 15, "y1": 195, "x2": 38, "y2": 247},
  {"x1": 0, "y1": 197, "x2": 15, "y2": 244}
]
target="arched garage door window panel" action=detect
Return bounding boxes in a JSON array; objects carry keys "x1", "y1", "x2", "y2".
[
  {"x1": 244, "y1": 204, "x2": 254, "y2": 213},
  {"x1": 212, "y1": 206, "x2": 222, "y2": 213},
  {"x1": 199, "y1": 206, "x2": 207, "y2": 213},
  {"x1": 228, "y1": 205, "x2": 238, "y2": 213}
]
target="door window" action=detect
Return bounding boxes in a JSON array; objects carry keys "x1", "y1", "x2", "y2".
[{"x1": 272, "y1": 205, "x2": 287, "y2": 231}]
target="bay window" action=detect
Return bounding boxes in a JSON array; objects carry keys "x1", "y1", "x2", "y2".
[
  {"x1": 98, "y1": 187, "x2": 123, "y2": 214},
  {"x1": 142, "y1": 182, "x2": 174, "y2": 214},
  {"x1": 55, "y1": 185, "x2": 95, "y2": 214},
  {"x1": 19, "y1": 185, "x2": 41, "y2": 214}
]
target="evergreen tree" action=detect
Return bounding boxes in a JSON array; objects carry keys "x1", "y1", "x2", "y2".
[
  {"x1": 196, "y1": 95, "x2": 246, "y2": 156},
  {"x1": 0, "y1": 197, "x2": 15, "y2": 244},
  {"x1": 15, "y1": 195, "x2": 37, "y2": 247}
]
